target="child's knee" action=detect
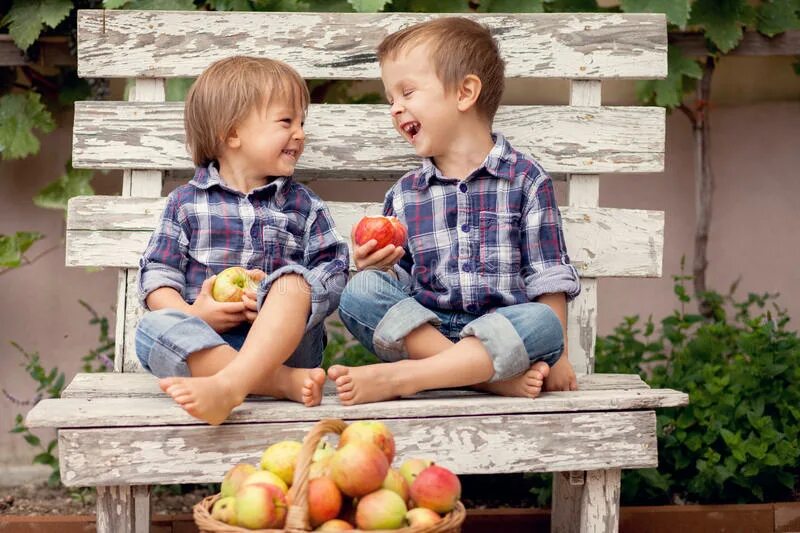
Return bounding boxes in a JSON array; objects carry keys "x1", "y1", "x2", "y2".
[{"x1": 340, "y1": 269, "x2": 390, "y2": 314}]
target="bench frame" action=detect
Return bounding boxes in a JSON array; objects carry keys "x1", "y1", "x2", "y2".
[{"x1": 25, "y1": 10, "x2": 688, "y2": 533}]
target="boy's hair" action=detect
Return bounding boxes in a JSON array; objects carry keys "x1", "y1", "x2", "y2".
[
  {"x1": 185, "y1": 56, "x2": 310, "y2": 166},
  {"x1": 377, "y1": 17, "x2": 505, "y2": 122}
]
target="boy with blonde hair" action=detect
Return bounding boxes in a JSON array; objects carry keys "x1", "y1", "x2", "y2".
[
  {"x1": 136, "y1": 56, "x2": 349, "y2": 424},
  {"x1": 330, "y1": 18, "x2": 580, "y2": 405}
]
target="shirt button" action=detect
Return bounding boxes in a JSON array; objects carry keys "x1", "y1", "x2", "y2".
[
  {"x1": 461, "y1": 223, "x2": 470, "y2": 233},
  {"x1": 466, "y1": 304, "x2": 478, "y2": 313},
  {"x1": 459, "y1": 183, "x2": 468, "y2": 193},
  {"x1": 463, "y1": 262, "x2": 472, "y2": 272}
]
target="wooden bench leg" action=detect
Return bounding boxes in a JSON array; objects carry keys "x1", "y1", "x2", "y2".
[
  {"x1": 551, "y1": 469, "x2": 621, "y2": 533},
  {"x1": 96, "y1": 485, "x2": 151, "y2": 533}
]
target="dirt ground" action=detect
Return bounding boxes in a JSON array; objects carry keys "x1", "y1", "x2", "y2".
[{"x1": 0, "y1": 474, "x2": 539, "y2": 516}]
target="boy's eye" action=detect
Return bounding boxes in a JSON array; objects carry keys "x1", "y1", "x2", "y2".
[{"x1": 402, "y1": 89, "x2": 414, "y2": 97}]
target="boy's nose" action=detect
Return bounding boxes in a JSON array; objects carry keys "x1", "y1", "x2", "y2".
[
  {"x1": 293, "y1": 127, "x2": 305, "y2": 141},
  {"x1": 390, "y1": 101, "x2": 404, "y2": 116}
]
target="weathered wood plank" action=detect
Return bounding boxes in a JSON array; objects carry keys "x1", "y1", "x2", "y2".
[
  {"x1": 28, "y1": 388, "x2": 688, "y2": 429},
  {"x1": 58, "y1": 412, "x2": 657, "y2": 486},
  {"x1": 96, "y1": 485, "x2": 134, "y2": 533},
  {"x1": 72, "y1": 102, "x2": 666, "y2": 174},
  {"x1": 78, "y1": 11, "x2": 667, "y2": 79},
  {"x1": 61, "y1": 372, "x2": 649, "y2": 399},
  {"x1": 115, "y1": 78, "x2": 165, "y2": 374},
  {"x1": 566, "y1": 80, "x2": 602, "y2": 376},
  {"x1": 65, "y1": 196, "x2": 665, "y2": 277},
  {"x1": 552, "y1": 469, "x2": 622, "y2": 533}
]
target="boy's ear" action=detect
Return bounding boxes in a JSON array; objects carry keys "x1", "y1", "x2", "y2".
[
  {"x1": 456, "y1": 74, "x2": 482, "y2": 113},
  {"x1": 225, "y1": 127, "x2": 241, "y2": 149}
]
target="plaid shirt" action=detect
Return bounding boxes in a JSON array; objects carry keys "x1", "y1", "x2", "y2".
[
  {"x1": 138, "y1": 164, "x2": 349, "y2": 329},
  {"x1": 385, "y1": 133, "x2": 580, "y2": 315}
]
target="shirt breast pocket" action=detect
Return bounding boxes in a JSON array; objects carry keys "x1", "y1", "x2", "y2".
[
  {"x1": 476, "y1": 212, "x2": 521, "y2": 277},
  {"x1": 263, "y1": 225, "x2": 305, "y2": 271}
]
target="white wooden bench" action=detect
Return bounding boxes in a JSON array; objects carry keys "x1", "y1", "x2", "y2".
[{"x1": 26, "y1": 9, "x2": 688, "y2": 533}]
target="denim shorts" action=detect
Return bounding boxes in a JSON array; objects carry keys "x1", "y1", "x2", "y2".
[
  {"x1": 338, "y1": 270, "x2": 564, "y2": 382},
  {"x1": 134, "y1": 309, "x2": 324, "y2": 378}
]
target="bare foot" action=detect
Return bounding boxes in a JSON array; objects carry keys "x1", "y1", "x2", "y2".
[
  {"x1": 251, "y1": 366, "x2": 327, "y2": 407},
  {"x1": 474, "y1": 361, "x2": 550, "y2": 399},
  {"x1": 327, "y1": 364, "x2": 412, "y2": 405},
  {"x1": 159, "y1": 375, "x2": 243, "y2": 426},
  {"x1": 298, "y1": 367, "x2": 326, "y2": 407}
]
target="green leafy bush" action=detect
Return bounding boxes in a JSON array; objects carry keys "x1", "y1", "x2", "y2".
[{"x1": 596, "y1": 273, "x2": 800, "y2": 504}]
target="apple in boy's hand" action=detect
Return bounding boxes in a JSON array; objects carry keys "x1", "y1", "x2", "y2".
[
  {"x1": 353, "y1": 216, "x2": 407, "y2": 249},
  {"x1": 211, "y1": 267, "x2": 259, "y2": 302}
]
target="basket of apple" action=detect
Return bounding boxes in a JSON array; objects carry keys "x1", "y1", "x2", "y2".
[{"x1": 193, "y1": 418, "x2": 465, "y2": 532}]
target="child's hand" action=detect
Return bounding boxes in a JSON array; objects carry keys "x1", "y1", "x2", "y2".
[
  {"x1": 190, "y1": 276, "x2": 248, "y2": 332},
  {"x1": 242, "y1": 269, "x2": 266, "y2": 323},
  {"x1": 544, "y1": 356, "x2": 578, "y2": 392},
  {"x1": 352, "y1": 227, "x2": 406, "y2": 271}
]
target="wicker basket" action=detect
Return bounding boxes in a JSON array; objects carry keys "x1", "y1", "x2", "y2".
[{"x1": 193, "y1": 418, "x2": 466, "y2": 533}]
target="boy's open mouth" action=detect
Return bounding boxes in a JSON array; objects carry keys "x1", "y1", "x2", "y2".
[
  {"x1": 281, "y1": 149, "x2": 298, "y2": 160},
  {"x1": 401, "y1": 121, "x2": 421, "y2": 142}
]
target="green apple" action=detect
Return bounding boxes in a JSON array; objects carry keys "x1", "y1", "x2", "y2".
[
  {"x1": 211, "y1": 266, "x2": 258, "y2": 302},
  {"x1": 260, "y1": 440, "x2": 303, "y2": 485}
]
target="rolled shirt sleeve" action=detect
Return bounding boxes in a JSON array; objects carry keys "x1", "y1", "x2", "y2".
[
  {"x1": 138, "y1": 193, "x2": 189, "y2": 309},
  {"x1": 520, "y1": 172, "x2": 581, "y2": 301},
  {"x1": 256, "y1": 199, "x2": 350, "y2": 331}
]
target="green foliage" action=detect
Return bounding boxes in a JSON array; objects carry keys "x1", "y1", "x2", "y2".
[
  {"x1": 688, "y1": 0, "x2": 757, "y2": 53},
  {"x1": 33, "y1": 161, "x2": 94, "y2": 211},
  {"x1": 1, "y1": 0, "x2": 73, "y2": 50},
  {"x1": 621, "y1": 0, "x2": 692, "y2": 27},
  {"x1": 0, "y1": 92, "x2": 55, "y2": 160},
  {"x1": 757, "y1": 0, "x2": 800, "y2": 36},
  {"x1": 0, "y1": 231, "x2": 45, "y2": 269},
  {"x1": 322, "y1": 320, "x2": 381, "y2": 370},
  {"x1": 4, "y1": 302, "x2": 115, "y2": 486},
  {"x1": 595, "y1": 273, "x2": 800, "y2": 504},
  {"x1": 348, "y1": 0, "x2": 392, "y2": 12},
  {"x1": 636, "y1": 45, "x2": 703, "y2": 109}
]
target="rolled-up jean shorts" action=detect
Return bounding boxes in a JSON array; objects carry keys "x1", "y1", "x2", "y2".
[
  {"x1": 134, "y1": 309, "x2": 324, "y2": 378},
  {"x1": 337, "y1": 270, "x2": 564, "y2": 383}
]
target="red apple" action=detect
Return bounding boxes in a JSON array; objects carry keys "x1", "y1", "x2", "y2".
[
  {"x1": 235, "y1": 482, "x2": 287, "y2": 529},
  {"x1": 211, "y1": 266, "x2": 259, "y2": 302},
  {"x1": 339, "y1": 420, "x2": 396, "y2": 464},
  {"x1": 308, "y1": 477, "x2": 343, "y2": 527},
  {"x1": 220, "y1": 463, "x2": 257, "y2": 498},
  {"x1": 355, "y1": 488, "x2": 407, "y2": 530},
  {"x1": 329, "y1": 441, "x2": 389, "y2": 497},
  {"x1": 315, "y1": 518, "x2": 354, "y2": 531},
  {"x1": 410, "y1": 465, "x2": 461, "y2": 513},
  {"x1": 406, "y1": 507, "x2": 442, "y2": 526},
  {"x1": 353, "y1": 216, "x2": 407, "y2": 249}
]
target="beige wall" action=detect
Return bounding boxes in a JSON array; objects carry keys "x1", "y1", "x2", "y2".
[{"x1": 1, "y1": 55, "x2": 798, "y2": 470}]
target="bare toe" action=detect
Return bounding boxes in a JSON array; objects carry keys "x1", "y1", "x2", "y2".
[{"x1": 327, "y1": 365, "x2": 348, "y2": 380}]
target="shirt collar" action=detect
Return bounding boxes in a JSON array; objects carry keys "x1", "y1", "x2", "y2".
[
  {"x1": 413, "y1": 132, "x2": 517, "y2": 190},
  {"x1": 189, "y1": 163, "x2": 288, "y2": 196}
]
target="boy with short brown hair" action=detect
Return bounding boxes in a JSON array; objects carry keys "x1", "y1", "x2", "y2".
[
  {"x1": 330, "y1": 18, "x2": 580, "y2": 405},
  {"x1": 136, "y1": 56, "x2": 349, "y2": 424}
]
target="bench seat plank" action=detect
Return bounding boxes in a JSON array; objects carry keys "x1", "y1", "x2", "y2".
[
  {"x1": 66, "y1": 197, "x2": 665, "y2": 277},
  {"x1": 61, "y1": 372, "x2": 650, "y2": 399},
  {"x1": 78, "y1": 11, "x2": 667, "y2": 79},
  {"x1": 58, "y1": 411, "x2": 657, "y2": 486},
  {"x1": 27, "y1": 387, "x2": 688, "y2": 429},
  {"x1": 73, "y1": 102, "x2": 665, "y2": 174}
]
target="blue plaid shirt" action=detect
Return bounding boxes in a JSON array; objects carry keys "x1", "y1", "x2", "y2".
[
  {"x1": 138, "y1": 164, "x2": 349, "y2": 329},
  {"x1": 385, "y1": 133, "x2": 580, "y2": 315}
]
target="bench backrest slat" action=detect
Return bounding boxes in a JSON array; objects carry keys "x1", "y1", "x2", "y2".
[
  {"x1": 72, "y1": 9, "x2": 668, "y2": 374},
  {"x1": 73, "y1": 102, "x2": 665, "y2": 174},
  {"x1": 78, "y1": 11, "x2": 667, "y2": 79}
]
